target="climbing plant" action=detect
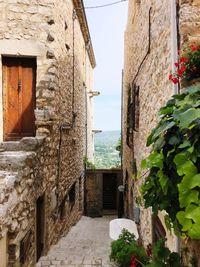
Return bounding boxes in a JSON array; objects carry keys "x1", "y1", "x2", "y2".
[{"x1": 140, "y1": 85, "x2": 200, "y2": 239}]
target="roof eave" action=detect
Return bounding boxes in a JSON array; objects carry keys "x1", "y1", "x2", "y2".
[{"x1": 72, "y1": 0, "x2": 96, "y2": 68}]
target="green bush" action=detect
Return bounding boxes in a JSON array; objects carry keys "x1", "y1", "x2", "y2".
[
  {"x1": 110, "y1": 230, "x2": 185, "y2": 267},
  {"x1": 110, "y1": 229, "x2": 149, "y2": 267}
]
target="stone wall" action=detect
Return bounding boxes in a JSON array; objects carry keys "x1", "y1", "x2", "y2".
[
  {"x1": 123, "y1": 0, "x2": 173, "y2": 248},
  {"x1": 123, "y1": 0, "x2": 200, "y2": 256},
  {"x1": 0, "y1": 0, "x2": 95, "y2": 266}
]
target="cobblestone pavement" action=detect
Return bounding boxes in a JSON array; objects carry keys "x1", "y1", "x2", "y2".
[{"x1": 37, "y1": 216, "x2": 116, "y2": 267}]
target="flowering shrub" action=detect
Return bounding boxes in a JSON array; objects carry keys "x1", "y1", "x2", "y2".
[
  {"x1": 110, "y1": 230, "x2": 184, "y2": 267},
  {"x1": 169, "y1": 42, "x2": 200, "y2": 84}
]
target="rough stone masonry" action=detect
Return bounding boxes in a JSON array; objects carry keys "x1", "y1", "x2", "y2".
[
  {"x1": 123, "y1": 0, "x2": 200, "y2": 264},
  {"x1": 0, "y1": 0, "x2": 96, "y2": 266}
]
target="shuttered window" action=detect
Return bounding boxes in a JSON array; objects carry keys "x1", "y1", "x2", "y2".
[{"x1": 126, "y1": 83, "x2": 140, "y2": 147}]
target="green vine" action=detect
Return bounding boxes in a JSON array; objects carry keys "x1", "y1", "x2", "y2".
[
  {"x1": 83, "y1": 156, "x2": 96, "y2": 170},
  {"x1": 140, "y1": 85, "x2": 200, "y2": 239}
]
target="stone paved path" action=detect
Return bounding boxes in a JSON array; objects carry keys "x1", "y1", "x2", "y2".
[{"x1": 37, "y1": 216, "x2": 116, "y2": 267}]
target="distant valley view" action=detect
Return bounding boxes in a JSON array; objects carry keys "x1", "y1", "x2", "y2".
[{"x1": 94, "y1": 130, "x2": 121, "y2": 169}]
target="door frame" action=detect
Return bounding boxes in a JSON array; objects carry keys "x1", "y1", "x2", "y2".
[
  {"x1": 0, "y1": 39, "x2": 46, "y2": 142},
  {"x1": 35, "y1": 194, "x2": 46, "y2": 262},
  {"x1": 2, "y1": 56, "x2": 37, "y2": 141}
]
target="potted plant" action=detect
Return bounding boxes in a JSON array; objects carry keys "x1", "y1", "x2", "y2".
[{"x1": 169, "y1": 41, "x2": 200, "y2": 85}]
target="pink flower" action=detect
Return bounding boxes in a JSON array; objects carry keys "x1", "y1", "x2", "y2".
[
  {"x1": 177, "y1": 65, "x2": 187, "y2": 76},
  {"x1": 180, "y1": 57, "x2": 189, "y2": 63},
  {"x1": 191, "y1": 45, "x2": 199, "y2": 52},
  {"x1": 169, "y1": 74, "x2": 173, "y2": 81},
  {"x1": 130, "y1": 255, "x2": 138, "y2": 267},
  {"x1": 172, "y1": 77, "x2": 179, "y2": 84}
]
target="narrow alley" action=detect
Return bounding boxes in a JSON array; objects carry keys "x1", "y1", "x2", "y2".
[
  {"x1": 1, "y1": 0, "x2": 200, "y2": 266},
  {"x1": 36, "y1": 216, "x2": 116, "y2": 267}
]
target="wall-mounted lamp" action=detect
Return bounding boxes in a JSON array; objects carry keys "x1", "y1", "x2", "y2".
[
  {"x1": 88, "y1": 91, "x2": 100, "y2": 97},
  {"x1": 92, "y1": 130, "x2": 102, "y2": 134},
  {"x1": 118, "y1": 185, "x2": 125, "y2": 192}
]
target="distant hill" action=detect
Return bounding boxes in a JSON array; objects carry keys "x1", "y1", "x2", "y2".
[{"x1": 94, "y1": 130, "x2": 121, "y2": 169}]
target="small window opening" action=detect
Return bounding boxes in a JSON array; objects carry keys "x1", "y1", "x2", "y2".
[
  {"x1": 69, "y1": 183, "x2": 76, "y2": 210},
  {"x1": 60, "y1": 196, "x2": 67, "y2": 220}
]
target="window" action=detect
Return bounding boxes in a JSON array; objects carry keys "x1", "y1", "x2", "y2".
[
  {"x1": 60, "y1": 196, "x2": 67, "y2": 220},
  {"x1": 126, "y1": 85, "x2": 134, "y2": 147},
  {"x1": 79, "y1": 176, "x2": 83, "y2": 211},
  {"x1": 126, "y1": 83, "x2": 140, "y2": 147},
  {"x1": 133, "y1": 85, "x2": 140, "y2": 132}
]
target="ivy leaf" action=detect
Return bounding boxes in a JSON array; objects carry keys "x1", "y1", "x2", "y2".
[
  {"x1": 178, "y1": 174, "x2": 200, "y2": 194},
  {"x1": 153, "y1": 136, "x2": 165, "y2": 151},
  {"x1": 176, "y1": 211, "x2": 193, "y2": 231},
  {"x1": 179, "y1": 189, "x2": 199, "y2": 208},
  {"x1": 193, "y1": 100, "x2": 200, "y2": 108},
  {"x1": 158, "y1": 106, "x2": 174, "y2": 116},
  {"x1": 147, "y1": 121, "x2": 175, "y2": 146},
  {"x1": 187, "y1": 145, "x2": 194, "y2": 153},
  {"x1": 152, "y1": 121, "x2": 176, "y2": 140},
  {"x1": 144, "y1": 151, "x2": 163, "y2": 169},
  {"x1": 176, "y1": 108, "x2": 200, "y2": 129},
  {"x1": 141, "y1": 179, "x2": 154, "y2": 192},
  {"x1": 168, "y1": 135, "x2": 181, "y2": 146},
  {"x1": 188, "y1": 224, "x2": 200, "y2": 239},
  {"x1": 166, "y1": 98, "x2": 176, "y2": 106},
  {"x1": 178, "y1": 140, "x2": 191, "y2": 149},
  {"x1": 158, "y1": 170, "x2": 169, "y2": 195},
  {"x1": 185, "y1": 206, "x2": 200, "y2": 223},
  {"x1": 176, "y1": 160, "x2": 197, "y2": 177},
  {"x1": 177, "y1": 94, "x2": 194, "y2": 109},
  {"x1": 174, "y1": 152, "x2": 190, "y2": 167}
]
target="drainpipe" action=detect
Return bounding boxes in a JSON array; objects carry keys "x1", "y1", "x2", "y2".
[
  {"x1": 170, "y1": 0, "x2": 179, "y2": 95},
  {"x1": 171, "y1": 0, "x2": 181, "y2": 252},
  {"x1": 120, "y1": 69, "x2": 124, "y2": 217},
  {"x1": 84, "y1": 81, "x2": 88, "y2": 215}
]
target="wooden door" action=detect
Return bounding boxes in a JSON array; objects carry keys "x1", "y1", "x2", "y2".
[
  {"x1": 103, "y1": 174, "x2": 117, "y2": 210},
  {"x1": 36, "y1": 195, "x2": 45, "y2": 261},
  {"x1": 2, "y1": 57, "x2": 36, "y2": 141}
]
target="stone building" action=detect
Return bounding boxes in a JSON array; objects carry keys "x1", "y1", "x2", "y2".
[
  {"x1": 0, "y1": 0, "x2": 96, "y2": 266},
  {"x1": 123, "y1": 0, "x2": 200, "y2": 260}
]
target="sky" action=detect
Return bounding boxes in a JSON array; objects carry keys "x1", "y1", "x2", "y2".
[{"x1": 84, "y1": 0, "x2": 128, "y2": 131}]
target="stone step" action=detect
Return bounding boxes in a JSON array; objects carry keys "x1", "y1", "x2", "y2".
[
  {"x1": 0, "y1": 151, "x2": 36, "y2": 171},
  {"x1": 0, "y1": 170, "x2": 18, "y2": 186},
  {"x1": 0, "y1": 136, "x2": 45, "y2": 152},
  {"x1": 0, "y1": 171, "x2": 18, "y2": 203}
]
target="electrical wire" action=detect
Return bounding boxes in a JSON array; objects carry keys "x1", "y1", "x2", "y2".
[{"x1": 85, "y1": 0, "x2": 128, "y2": 9}]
